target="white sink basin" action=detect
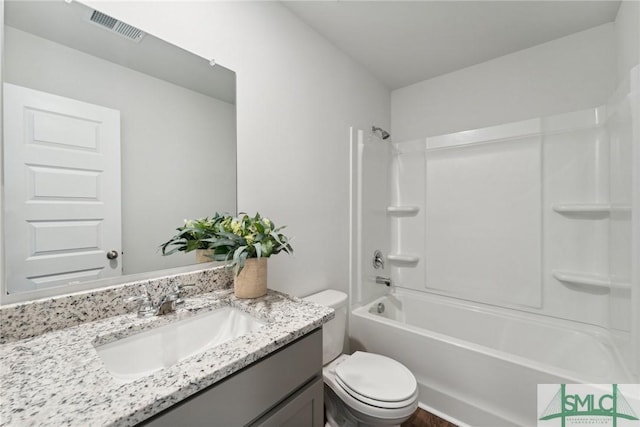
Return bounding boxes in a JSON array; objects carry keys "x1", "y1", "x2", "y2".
[{"x1": 95, "y1": 306, "x2": 265, "y2": 383}]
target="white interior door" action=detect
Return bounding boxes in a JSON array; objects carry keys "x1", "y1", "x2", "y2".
[{"x1": 3, "y1": 83, "x2": 121, "y2": 294}]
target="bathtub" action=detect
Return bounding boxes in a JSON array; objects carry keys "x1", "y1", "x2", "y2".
[{"x1": 349, "y1": 288, "x2": 636, "y2": 426}]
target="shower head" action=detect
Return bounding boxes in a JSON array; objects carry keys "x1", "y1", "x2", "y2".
[{"x1": 372, "y1": 126, "x2": 391, "y2": 140}]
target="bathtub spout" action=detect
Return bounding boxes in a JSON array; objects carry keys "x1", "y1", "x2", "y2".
[{"x1": 375, "y1": 276, "x2": 391, "y2": 286}]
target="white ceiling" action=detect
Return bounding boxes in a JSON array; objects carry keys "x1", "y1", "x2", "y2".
[{"x1": 282, "y1": 1, "x2": 622, "y2": 89}]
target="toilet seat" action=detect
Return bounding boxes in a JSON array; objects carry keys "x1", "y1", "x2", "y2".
[
  {"x1": 335, "y1": 377, "x2": 417, "y2": 409},
  {"x1": 334, "y1": 351, "x2": 417, "y2": 409},
  {"x1": 323, "y1": 353, "x2": 419, "y2": 421}
]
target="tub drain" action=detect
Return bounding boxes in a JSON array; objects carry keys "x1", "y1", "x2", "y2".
[{"x1": 376, "y1": 302, "x2": 385, "y2": 314}]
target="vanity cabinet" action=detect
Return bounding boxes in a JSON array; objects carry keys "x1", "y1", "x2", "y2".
[{"x1": 142, "y1": 328, "x2": 324, "y2": 427}]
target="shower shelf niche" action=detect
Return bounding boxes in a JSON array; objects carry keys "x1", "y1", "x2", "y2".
[
  {"x1": 387, "y1": 254, "x2": 420, "y2": 266},
  {"x1": 552, "y1": 270, "x2": 631, "y2": 291},
  {"x1": 386, "y1": 206, "x2": 420, "y2": 217},
  {"x1": 552, "y1": 203, "x2": 631, "y2": 216}
]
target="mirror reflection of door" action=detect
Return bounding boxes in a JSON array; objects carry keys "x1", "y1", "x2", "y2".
[
  {"x1": 3, "y1": 83, "x2": 122, "y2": 293},
  {"x1": 2, "y1": 0, "x2": 236, "y2": 302}
]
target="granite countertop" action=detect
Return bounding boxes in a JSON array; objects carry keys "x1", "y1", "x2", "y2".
[{"x1": 0, "y1": 287, "x2": 333, "y2": 426}]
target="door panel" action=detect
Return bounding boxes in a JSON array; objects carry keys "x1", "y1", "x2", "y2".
[
  {"x1": 28, "y1": 165, "x2": 100, "y2": 199},
  {"x1": 30, "y1": 220, "x2": 102, "y2": 253},
  {"x1": 31, "y1": 110, "x2": 100, "y2": 150},
  {"x1": 3, "y1": 83, "x2": 121, "y2": 293}
]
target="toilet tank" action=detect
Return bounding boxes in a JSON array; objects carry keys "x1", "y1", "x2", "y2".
[{"x1": 303, "y1": 289, "x2": 347, "y2": 365}]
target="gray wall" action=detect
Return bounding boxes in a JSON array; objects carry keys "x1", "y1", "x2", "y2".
[
  {"x1": 391, "y1": 23, "x2": 616, "y2": 141},
  {"x1": 44, "y1": 0, "x2": 391, "y2": 299},
  {"x1": 5, "y1": 26, "x2": 236, "y2": 274}
]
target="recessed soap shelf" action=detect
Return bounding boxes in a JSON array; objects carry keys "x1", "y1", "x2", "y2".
[
  {"x1": 387, "y1": 206, "x2": 420, "y2": 217},
  {"x1": 552, "y1": 270, "x2": 630, "y2": 291},
  {"x1": 552, "y1": 203, "x2": 631, "y2": 216},
  {"x1": 387, "y1": 254, "x2": 420, "y2": 266}
]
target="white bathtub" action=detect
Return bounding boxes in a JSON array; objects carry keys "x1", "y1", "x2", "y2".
[{"x1": 349, "y1": 288, "x2": 636, "y2": 426}]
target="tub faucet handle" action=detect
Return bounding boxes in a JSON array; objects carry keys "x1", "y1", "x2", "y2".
[{"x1": 373, "y1": 250, "x2": 385, "y2": 269}]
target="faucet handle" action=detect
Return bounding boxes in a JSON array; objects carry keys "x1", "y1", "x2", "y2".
[
  {"x1": 125, "y1": 294, "x2": 155, "y2": 318},
  {"x1": 173, "y1": 283, "x2": 196, "y2": 306},
  {"x1": 373, "y1": 250, "x2": 385, "y2": 270}
]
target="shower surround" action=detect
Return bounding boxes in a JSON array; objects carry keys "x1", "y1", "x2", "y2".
[
  {"x1": 349, "y1": 8, "x2": 640, "y2": 426},
  {"x1": 350, "y1": 89, "x2": 639, "y2": 425}
]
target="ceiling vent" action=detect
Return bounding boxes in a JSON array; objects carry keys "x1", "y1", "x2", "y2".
[{"x1": 86, "y1": 10, "x2": 146, "y2": 43}]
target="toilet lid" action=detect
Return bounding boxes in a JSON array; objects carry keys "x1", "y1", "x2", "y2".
[{"x1": 335, "y1": 352, "x2": 417, "y2": 404}]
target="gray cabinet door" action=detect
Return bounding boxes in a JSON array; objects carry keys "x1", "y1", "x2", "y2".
[
  {"x1": 142, "y1": 329, "x2": 322, "y2": 427},
  {"x1": 251, "y1": 376, "x2": 324, "y2": 427}
]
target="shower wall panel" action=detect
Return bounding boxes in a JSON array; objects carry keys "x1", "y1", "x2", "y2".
[
  {"x1": 391, "y1": 107, "x2": 622, "y2": 328},
  {"x1": 390, "y1": 140, "x2": 425, "y2": 291},
  {"x1": 542, "y1": 112, "x2": 610, "y2": 327},
  {"x1": 424, "y1": 136, "x2": 542, "y2": 308},
  {"x1": 352, "y1": 128, "x2": 391, "y2": 305},
  {"x1": 607, "y1": 82, "x2": 634, "y2": 335}
]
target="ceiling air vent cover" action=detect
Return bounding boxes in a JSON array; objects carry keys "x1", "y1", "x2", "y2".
[{"x1": 87, "y1": 10, "x2": 146, "y2": 43}]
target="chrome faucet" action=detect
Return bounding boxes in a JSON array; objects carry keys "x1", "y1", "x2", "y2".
[
  {"x1": 173, "y1": 283, "x2": 196, "y2": 306},
  {"x1": 125, "y1": 293, "x2": 155, "y2": 317},
  {"x1": 155, "y1": 293, "x2": 178, "y2": 316},
  {"x1": 126, "y1": 284, "x2": 196, "y2": 317}
]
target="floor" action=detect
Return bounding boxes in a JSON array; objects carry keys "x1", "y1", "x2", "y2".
[{"x1": 402, "y1": 407, "x2": 458, "y2": 427}]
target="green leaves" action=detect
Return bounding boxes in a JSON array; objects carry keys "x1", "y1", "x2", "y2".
[
  {"x1": 160, "y1": 214, "x2": 227, "y2": 255},
  {"x1": 160, "y1": 212, "x2": 294, "y2": 275},
  {"x1": 254, "y1": 242, "x2": 262, "y2": 259}
]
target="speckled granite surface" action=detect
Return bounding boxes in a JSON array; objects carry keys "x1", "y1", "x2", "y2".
[
  {"x1": 0, "y1": 266, "x2": 233, "y2": 343},
  {"x1": 0, "y1": 268, "x2": 333, "y2": 426}
]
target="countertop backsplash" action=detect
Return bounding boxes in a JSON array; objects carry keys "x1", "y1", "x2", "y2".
[{"x1": 0, "y1": 265, "x2": 234, "y2": 343}]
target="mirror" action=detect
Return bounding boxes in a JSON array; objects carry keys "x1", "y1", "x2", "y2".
[{"x1": 2, "y1": 1, "x2": 237, "y2": 303}]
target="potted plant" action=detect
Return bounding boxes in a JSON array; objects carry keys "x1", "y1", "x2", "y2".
[
  {"x1": 160, "y1": 217, "x2": 220, "y2": 263},
  {"x1": 161, "y1": 212, "x2": 293, "y2": 298}
]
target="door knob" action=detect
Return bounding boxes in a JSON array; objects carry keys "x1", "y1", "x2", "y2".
[{"x1": 106, "y1": 250, "x2": 119, "y2": 260}]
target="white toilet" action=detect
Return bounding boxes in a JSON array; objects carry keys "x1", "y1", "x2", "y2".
[{"x1": 304, "y1": 290, "x2": 419, "y2": 427}]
